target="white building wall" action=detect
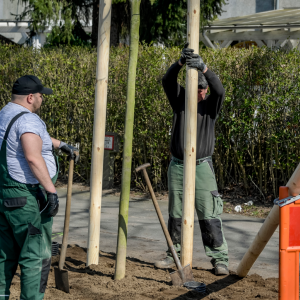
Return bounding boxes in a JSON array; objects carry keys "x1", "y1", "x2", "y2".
[
  {"x1": 220, "y1": 0, "x2": 300, "y2": 19},
  {"x1": 280, "y1": 0, "x2": 300, "y2": 8},
  {"x1": 0, "y1": 0, "x2": 27, "y2": 20},
  {"x1": 0, "y1": 0, "x2": 29, "y2": 44}
]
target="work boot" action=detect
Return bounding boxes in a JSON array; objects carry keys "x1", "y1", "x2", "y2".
[
  {"x1": 214, "y1": 264, "x2": 229, "y2": 276},
  {"x1": 154, "y1": 256, "x2": 175, "y2": 269}
]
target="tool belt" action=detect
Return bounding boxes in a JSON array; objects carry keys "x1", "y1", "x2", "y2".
[{"x1": 172, "y1": 156, "x2": 212, "y2": 165}]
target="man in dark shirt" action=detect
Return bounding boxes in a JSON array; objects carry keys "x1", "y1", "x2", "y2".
[{"x1": 155, "y1": 45, "x2": 229, "y2": 275}]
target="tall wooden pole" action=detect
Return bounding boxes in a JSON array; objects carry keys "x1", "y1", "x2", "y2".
[
  {"x1": 237, "y1": 163, "x2": 300, "y2": 277},
  {"x1": 86, "y1": 0, "x2": 112, "y2": 266},
  {"x1": 181, "y1": 0, "x2": 200, "y2": 268},
  {"x1": 114, "y1": 0, "x2": 141, "y2": 280}
]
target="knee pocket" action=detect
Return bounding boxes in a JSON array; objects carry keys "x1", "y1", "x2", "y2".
[
  {"x1": 28, "y1": 223, "x2": 42, "y2": 258},
  {"x1": 199, "y1": 219, "x2": 223, "y2": 248},
  {"x1": 196, "y1": 190, "x2": 223, "y2": 219},
  {"x1": 211, "y1": 191, "x2": 223, "y2": 217}
]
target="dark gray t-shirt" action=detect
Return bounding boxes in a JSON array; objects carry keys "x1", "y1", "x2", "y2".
[{"x1": 0, "y1": 102, "x2": 57, "y2": 184}]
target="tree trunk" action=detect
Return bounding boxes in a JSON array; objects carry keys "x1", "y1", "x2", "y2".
[
  {"x1": 91, "y1": 0, "x2": 99, "y2": 48},
  {"x1": 114, "y1": 0, "x2": 141, "y2": 281},
  {"x1": 92, "y1": 0, "x2": 119, "y2": 47},
  {"x1": 110, "y1": 5, "x2": 120, "y2": 46}
]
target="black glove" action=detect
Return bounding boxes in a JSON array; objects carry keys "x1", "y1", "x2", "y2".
[
  {"x1": 46, "y1": 192, "x2": 59, "y2": 217},
  {"x1": 59, "y1": 142, "x2": 79, "y2": 163},
  {"x1": 37, "y1": 187, "x2": 48, "y2": 213},
  {"x1": 186, "y1": 53, "x2": 207, "y2": 72},
  {"x1": 179, "y1": 43, "x2": 194, "y2": 65}
]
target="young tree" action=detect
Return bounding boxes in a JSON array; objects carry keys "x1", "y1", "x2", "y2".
[{"x1": 114, "y1": 0, "x2": 141, "y2": 281}]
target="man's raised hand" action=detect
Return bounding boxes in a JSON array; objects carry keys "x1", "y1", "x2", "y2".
[
  {"x1": 186, "y1": 53, "x2": 207, "y2": 72},
  {"x1": 179, "y1": 43, "x2": 194, "y2": 65}
]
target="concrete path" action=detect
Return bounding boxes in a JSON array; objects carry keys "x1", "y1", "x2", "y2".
[{"x1": 52, "y1": 186, "x2": 279, "y2": 279}]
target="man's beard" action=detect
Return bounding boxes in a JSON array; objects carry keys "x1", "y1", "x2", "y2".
[
  {"x1": 32, "y1": 102, "x2": 41, "y2": 114},
  {"x1": 32, "y1": 98, "x2": 41, "y2": 114}
]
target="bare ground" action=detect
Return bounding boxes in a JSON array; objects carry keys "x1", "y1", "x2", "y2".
[{"x1": 9, "y1": 246, "x2": 278, "y2": 300}]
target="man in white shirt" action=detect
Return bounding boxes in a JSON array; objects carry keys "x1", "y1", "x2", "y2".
[{"x1": 0, "y1": 75, "x2": 79, "y2": 300}]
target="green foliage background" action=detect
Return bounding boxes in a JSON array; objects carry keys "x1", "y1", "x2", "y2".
[
  {"x1": 0, "y1": 44, "x2": 300, "y2": 197},
  {"x1": 18, "y1": 0, "x2": 227, "y2": 47}
]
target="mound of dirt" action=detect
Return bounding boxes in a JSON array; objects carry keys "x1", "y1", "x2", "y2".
[{"x1": 8, "y1": 246, "x2": 278, "y2": 299}]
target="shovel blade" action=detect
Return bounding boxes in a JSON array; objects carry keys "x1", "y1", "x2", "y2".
[
  {"x1": 54, "y1": 267, "x2": 70, "y2": 293},
  {"x1": 169, "y1": 264, "x2": 194, "y2": 286}
]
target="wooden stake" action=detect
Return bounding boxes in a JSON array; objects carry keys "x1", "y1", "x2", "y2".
[
  {"x1": 86, "y1": 0, "x2": 112, "y2": 266},
  {"x1": 237, "y1": 163, "x2": 300, "y2": 277},
  {"x1": 180, "y1": 0, "x2": 200, "y2": 268}
]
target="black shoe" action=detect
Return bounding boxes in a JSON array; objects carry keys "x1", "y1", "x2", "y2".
[
  {"x1": 214, "y1": 264, "x2": 229, "y2": 275},
  {"x1": 154, "y1": 256, "x2": 175, "y2": 269}
]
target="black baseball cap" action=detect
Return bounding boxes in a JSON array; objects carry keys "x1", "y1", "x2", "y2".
[{"x1": 12, "y1": 75, "x2": 53, "y2": 95}]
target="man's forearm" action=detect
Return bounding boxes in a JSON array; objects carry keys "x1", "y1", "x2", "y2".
[
  {"x1": 203, "y1": 69, "x2": 225, "y2": 96},
  {"x1": 163, "y1": 61, "x2": 182, "y2": 85},
  {"x1": 27, "y1": 155, "x2": 56, "y2": 193},
  {"x1": 51, "y1": 137, "x2": 61, "y2": 149}
]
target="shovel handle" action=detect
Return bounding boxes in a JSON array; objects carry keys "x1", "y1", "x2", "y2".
[
  {"x1": 58, "y1": 158, "x2": 75, "y2": 270},
  {"x1": 139, "y1": 167, "x2": 183, "y2": 271}
]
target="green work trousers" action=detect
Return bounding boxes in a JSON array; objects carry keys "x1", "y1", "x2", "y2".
[
  {"x1": 0, "y1": 112, "x2": 58, "y2": 300},
  {"x1": 167, "y1": 156, "x2": 229, "y2": 267},
  {"x1": 0, "y1": 193, "x2": 53, "y2": 300}
]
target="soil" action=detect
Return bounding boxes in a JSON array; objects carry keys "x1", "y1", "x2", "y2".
[{"x1": 9, "y1": 245, "x2": 278, "y2": 300}]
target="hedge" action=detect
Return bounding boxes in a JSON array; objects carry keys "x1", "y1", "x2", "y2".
[{"x1": 1, "y1": 44, "x2": 300, "y2": 198}]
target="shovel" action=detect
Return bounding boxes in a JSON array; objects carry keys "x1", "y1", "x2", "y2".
[
  {"x1": 136, "y1": 163, "x2": 195, "y2": 286},
  {"x1": 54, "y1": 154, "x2": 76, "y2": 293}
]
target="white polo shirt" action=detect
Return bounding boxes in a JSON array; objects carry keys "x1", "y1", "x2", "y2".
[{"x1": 0, "y1": 102, "x2": 57, "y2": 184}]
